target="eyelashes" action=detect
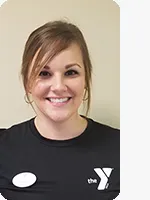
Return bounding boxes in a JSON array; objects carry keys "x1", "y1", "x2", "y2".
[
  {"x1": 65, "y1": 70, "x2": 79, "y2": 76},
  {"x1": 39, "y1": 70, "x2": 79, "y2": 78},
  {"x1": 39, "y1": 71, "x2": 50, "y2": 77}
]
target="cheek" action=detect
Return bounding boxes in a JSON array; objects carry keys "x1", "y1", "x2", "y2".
[
  {"x1": 31, "y1": 82, "x2": 48, "y2": 97},
  {"x1": 69, "y1": 80, "x2": 85, "y2": 100},
  {"x1": 73, "y1": 79, "x2": 85, "y2": 93}
]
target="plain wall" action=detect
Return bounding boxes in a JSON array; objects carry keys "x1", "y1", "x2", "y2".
[{"x1": 0, "y1": 0, "x2": 120, "y2": 128}]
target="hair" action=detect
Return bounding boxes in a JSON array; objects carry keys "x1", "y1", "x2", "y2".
[{"x1": 21, "y1": 20, "x2": 92, "y2": 116}]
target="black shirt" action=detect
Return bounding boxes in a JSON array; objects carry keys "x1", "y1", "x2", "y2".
[{"x1": 0, "y1": 116, "x2": 120, "y2": 200}]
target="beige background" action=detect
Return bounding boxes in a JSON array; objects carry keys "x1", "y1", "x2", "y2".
[{"x1": 0, "y1": 0, "x2": 120, "y2": 128}]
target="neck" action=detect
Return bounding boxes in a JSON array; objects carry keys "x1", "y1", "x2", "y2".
[{"x1": 34, "y1": 113, "x2": 87, "y2": 140}]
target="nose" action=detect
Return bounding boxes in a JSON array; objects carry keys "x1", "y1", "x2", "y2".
[{"x1": 50, "y1": 75, "x2": 67, "y2": 92}]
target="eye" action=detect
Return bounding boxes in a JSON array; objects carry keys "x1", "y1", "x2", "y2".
[
  {"x1": 65, "y1": 70, "x2": 78, "y2": 76},
  {"x1": 39, "y1": 71, "x2": 51, "y2": 77}
]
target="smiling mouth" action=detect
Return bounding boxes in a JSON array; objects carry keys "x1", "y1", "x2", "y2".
[
  {"x1": 46, "y1": 97, "x2": 72, "y2": 104},
  {"x1": 46, "y1": 97, "x2": 72, "y2": 103}
]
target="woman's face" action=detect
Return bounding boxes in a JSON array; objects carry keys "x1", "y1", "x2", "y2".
[{"x1": 28, "y1": 43, "x2": 86, "y2": 122}]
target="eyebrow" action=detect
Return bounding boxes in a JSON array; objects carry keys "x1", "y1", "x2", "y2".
[{"x1": 43, "y1": 63, "x2": 81, "y2": 70}]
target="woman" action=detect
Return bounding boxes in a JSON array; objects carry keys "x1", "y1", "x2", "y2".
[{"x1": 0, "y1": 20, "x2": 120, "y2": 200}]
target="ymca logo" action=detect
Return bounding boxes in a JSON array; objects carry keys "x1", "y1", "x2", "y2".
[{"x1": 88, "y1": 168, "x2": 113, "y2": 190}]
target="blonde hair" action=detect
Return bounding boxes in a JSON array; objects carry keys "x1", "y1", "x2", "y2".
[{"x1": 21, "y1": 20, "x2": 92, "y2": 116}]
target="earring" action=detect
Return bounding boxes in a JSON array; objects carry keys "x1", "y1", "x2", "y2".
[
  {"x1": 24, "y1": 93, "x2": 34, "y2": 104},
  {"x1": 83, "y1": 96, "x2": 88, "y2": 101}
]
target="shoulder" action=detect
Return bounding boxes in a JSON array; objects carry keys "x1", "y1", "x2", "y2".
[
  {"x1": 0, "y1": 118, "x2": 34, "y2": 145},
  {"x1": 88, "y1": 117, "x2": 120, "y2": 136},
  {"x1": 87, "y1": 117, "x2": 120, "y2": 147}
]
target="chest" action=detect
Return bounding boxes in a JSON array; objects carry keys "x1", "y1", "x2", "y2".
[{"x1": 0, "y1": 145, "x2": 119, "y2": 200}]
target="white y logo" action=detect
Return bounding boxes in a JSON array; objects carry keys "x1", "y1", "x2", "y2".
[{"x1": 94, "y1": 168, "x2": 113, "y2": 190}]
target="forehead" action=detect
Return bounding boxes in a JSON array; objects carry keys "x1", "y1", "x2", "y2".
[{"x1": 42, "y1": 43, "x2": 83, "y2": 69}]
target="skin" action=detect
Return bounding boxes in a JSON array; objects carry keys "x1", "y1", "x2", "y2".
[{"x1": 27, "y1": 43, "x2": 88, "y2": 140}]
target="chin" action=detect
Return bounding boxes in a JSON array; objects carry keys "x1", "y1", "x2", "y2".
[{"x1": 46, "y1": 112, "x2": 73, "y2": 123}]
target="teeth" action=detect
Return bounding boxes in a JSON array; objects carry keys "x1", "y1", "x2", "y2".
[{"x1": 48, "y1": 98, "x2": 69, "y2": 103}]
